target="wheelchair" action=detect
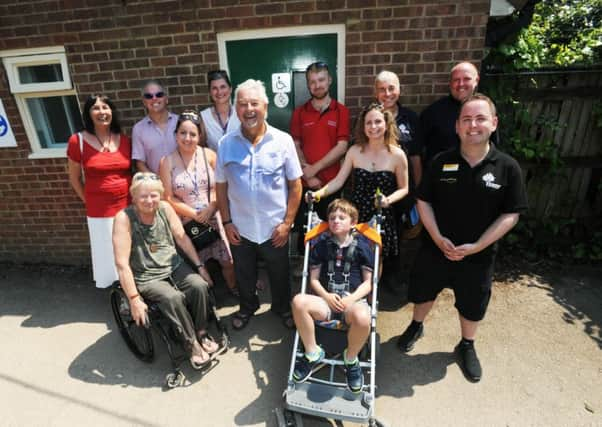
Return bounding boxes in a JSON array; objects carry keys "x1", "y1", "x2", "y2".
[{"x1": 110, "y1": 281, "x2": 229, "y2": 389}]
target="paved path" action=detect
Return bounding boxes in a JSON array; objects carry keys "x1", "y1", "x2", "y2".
[{"x1": 0, "y1": 263, "x2": 600, "y2": 426}]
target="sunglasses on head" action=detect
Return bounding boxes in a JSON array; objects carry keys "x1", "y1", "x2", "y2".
[
  {"x1": 306, "y1": 61, "x2": 329, "y2": 72},
  {"x1": 363, "y1": 102, "x2": 385, "y2": 112},
  {"x1": 134, "y1": 173, "x2": 161, "y2": 181},
  {"x1": 143, "y1": 91, "x2": 165, "y2": 100},
  {"x1": 208, "y1": 70, "x2": 227, "y2": 79},
  {"x1": 179, "y1": 110, "x2": 201, "y2": 124}
]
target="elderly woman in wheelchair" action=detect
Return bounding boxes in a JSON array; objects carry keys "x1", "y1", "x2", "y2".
[{"x1": 112, "y1": 171, "x2": 219, "y2": 369}]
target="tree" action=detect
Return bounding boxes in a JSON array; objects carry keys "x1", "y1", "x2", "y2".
[{"x1": 487, "y1": 0, "x2": 602, "y2": 70}]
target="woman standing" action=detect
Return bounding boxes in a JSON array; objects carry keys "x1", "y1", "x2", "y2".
[
  {"x1": 311, "y1": 103, "x2": 408, "y2": 272},
  {"x1": 67, "y1": 94, "x2": 132, "y2": 288},
  {"x1": 199, "y1": 70, "x2": 240, "y2": 152},
  {"x1": 159, "y1": 111, "x2": 237, "y2": 296}
]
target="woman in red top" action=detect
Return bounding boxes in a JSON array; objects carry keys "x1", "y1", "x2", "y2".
[{"x1": 67, "y1": 94, "x2": 132, "y2": 288}]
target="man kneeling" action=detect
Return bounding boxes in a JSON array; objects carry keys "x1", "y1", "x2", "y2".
[
  {"x1": 113, "y1": 172, "x2": 219, "y2": 369},
  {"x1": 291, "y1": 199, "x2": 375, "y2": 393}
]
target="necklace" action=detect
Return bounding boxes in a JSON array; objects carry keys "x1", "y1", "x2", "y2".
[
  {"x1": 178, "y1": 148, "x2": 199, "y2": 196},
  {"x1": 214, "y1": 106, "x2": 231, "y2": 133},
  {"x1": 94, "y1": 132, "x2": 111, "y2": 152}
]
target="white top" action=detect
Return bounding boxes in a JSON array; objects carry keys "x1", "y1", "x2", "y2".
[{"x1": 200, "y1": 106, "x2": 241, "y2": 152}]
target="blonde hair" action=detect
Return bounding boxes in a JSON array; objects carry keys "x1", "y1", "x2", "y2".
[
  {"x1": 130, "y1": 172, "x2": 164, "y2": 197},
  {"x1": 327, "y1": 198, "x2": 359, "y2": 224}
]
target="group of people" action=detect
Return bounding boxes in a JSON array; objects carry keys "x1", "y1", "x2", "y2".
[{"x1": 67, "y1": 60, "x2": 527, "y2": 386}]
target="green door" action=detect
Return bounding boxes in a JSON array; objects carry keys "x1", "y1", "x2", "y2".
[{"x1": 225, "y1": 34, "x2": 339, "y2": 132}]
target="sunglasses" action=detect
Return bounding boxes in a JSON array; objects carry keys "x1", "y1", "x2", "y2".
[
  {"x1": 363, "y1": 102, "x2": 385, "y2": 112},
  {"x1": 143, "y1": 91, "x2": 165, "y2": 100},
  {"x1": 179, "y1": 110, "x2": 201, "y2": 124},
  {"x1": 306, "y1": 61, "x2": 329, "y2": 72},
  {"x1": 134, "y1": 173, "x2": 161, "y2": 181}
]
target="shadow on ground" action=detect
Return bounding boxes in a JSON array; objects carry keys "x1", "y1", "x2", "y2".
[
  {"x1": 495, "y1": 257, "x2": 602, "y2": 349},
  {"x1": 0, "y1": 263, "x2": 110, "y2": 328}
]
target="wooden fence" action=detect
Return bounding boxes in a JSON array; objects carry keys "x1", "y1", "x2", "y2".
[{"x1": 482, "y1": 68, "x2": 602, "y2": 221}]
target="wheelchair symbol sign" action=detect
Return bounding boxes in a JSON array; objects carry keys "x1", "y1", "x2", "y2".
[
  {"x1": 0, "y1": 115, "x2": 7, "y2": 137},
  {"x1": 0, "y1": 99, "x2": 17, "y2": 147},
  {"x1": 271, "y1": 73, "x2": 291, "y2": 94}
]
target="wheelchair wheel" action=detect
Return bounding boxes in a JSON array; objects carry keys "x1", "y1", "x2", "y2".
[{"x1": 110, "y1": 288, "x2": 154, "y2": 363}]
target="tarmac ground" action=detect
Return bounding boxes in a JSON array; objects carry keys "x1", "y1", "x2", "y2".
[{"x1": 0, "y1": 261, "x2": 600, "y2": 427}]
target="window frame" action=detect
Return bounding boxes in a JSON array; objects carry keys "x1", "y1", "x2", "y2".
[{"x1": 1, "y1": 47, "x2": 80, "y2": 159}]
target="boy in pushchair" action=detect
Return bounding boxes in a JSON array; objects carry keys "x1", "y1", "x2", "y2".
[{"x1": 291, "y1": 198, "x2": 375, "y2": 393}]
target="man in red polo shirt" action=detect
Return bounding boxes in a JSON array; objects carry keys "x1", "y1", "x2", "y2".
[{"x1": 290, "y1": 61, "x2": 350, "y2": 237}]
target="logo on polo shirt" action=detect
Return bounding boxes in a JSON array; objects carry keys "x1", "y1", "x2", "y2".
[
  {"x1": 482, "y1": 172, "x2": 501, "y2": 189},
  {"x1": 442, "y1": 163, "x2": 459, "y2": 172},
  {"x1": 327, "y1": 120, "x2": 337, "y2": 127}
]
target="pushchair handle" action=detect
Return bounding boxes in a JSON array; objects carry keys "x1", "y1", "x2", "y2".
[{"x1": 305, "y1": 190, "x2": 318, "y2": 210}]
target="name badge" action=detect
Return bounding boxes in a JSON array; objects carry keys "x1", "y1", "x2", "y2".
[{"x1": 442, "y1": 163, "x2": 459, "y2": 172}]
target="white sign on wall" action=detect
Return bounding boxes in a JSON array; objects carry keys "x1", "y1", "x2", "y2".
[
  {"x1": 0, "y1": 99, "x2": 17, "y2": 148},
  {"x1": 271, "y1": 73, "x2": 291, "y2": 94}
]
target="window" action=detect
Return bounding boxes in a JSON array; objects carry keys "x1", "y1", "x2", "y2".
[{"x1": 1, "y1": 47, "x2": 82, "y2": 158}]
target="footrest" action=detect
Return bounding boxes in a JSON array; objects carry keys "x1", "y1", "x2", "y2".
[{"x1": 285, "y1": 381, "x2": 372, "y2": 424}]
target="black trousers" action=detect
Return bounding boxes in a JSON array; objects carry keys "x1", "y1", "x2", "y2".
[{"x1": 230, "y1": 236, "x2": 291, "y2": 316}]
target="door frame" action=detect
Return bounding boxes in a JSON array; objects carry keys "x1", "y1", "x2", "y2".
[{"x1": 216, "y1": 24, "x2": 346, "y2": 102}]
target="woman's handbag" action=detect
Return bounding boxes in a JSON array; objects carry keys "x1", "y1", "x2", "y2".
[
  {"x1": 184, "y1": 220, "x2": 220, "y2": 250},
  {"x1": 183, "y1": 147, "x2": 220, "y2": 251}
]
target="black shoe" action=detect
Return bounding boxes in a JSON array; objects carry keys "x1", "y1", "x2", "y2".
[
  {"x1": 455, "y1": 340, "x2": 482, "y2": 382},
  {"x1": 396, "y1": 322, "x2": 423, "y2": 352},
  {"x1": 293, "y1": 347, "x2": 325, "y2": 383}
]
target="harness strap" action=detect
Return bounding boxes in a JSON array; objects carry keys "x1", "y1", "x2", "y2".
[{"x1": 326, "y1": 234, "x2": 358, "y2": 292}]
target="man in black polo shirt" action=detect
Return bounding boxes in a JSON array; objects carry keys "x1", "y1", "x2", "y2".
[
  {"x1": 420, "y1": 61, "x2": 480, "y2": 166},
  {"x1": 396, "y1": 94, "x2": 528, "y2": 382}
]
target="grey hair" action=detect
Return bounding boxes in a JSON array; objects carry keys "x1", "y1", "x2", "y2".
[
  {"x1": 234, "y1": 79, "x2": 269, "y2": 105},
  {"x1": 374, "y1": 70, "x2": 400, "y2": 89}
]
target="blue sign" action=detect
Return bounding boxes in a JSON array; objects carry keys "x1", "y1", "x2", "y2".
[{"x1": 0, "y1": 114, "x2": 7, "y2": 137}]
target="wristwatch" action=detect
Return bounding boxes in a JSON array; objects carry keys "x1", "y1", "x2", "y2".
[{"x1": 195, "y1": 263, "x2": 204, "y2": 269}]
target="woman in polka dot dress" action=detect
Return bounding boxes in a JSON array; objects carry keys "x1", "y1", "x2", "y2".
[{"x1": 310, "y1": 103, "x2": 409, "y2": 281}]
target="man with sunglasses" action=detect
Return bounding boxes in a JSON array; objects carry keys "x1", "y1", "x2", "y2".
[
  {"x1": 290, "y1": 62, "x2": 350, "y2": 229},
  {"x1": 132, "y1": 80, "x2": 178, "y2": 174}
]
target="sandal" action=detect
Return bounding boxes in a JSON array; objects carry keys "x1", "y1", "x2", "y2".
[
  {"x1": 231, "y1": 311, "x2": 252, "y2": 330},
  {"x1": 190, "y1": 347, "x2": 211, "y2": 370},
  {"x1": 199, "y1": 334, "x2": 219, "y2": 354}
]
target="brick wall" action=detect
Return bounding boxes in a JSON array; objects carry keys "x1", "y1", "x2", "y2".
[{"x1": 0, "y1": 0, "x2": 489, "y2": 265}]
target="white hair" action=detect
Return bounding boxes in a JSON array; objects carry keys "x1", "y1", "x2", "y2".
[
  {"x1": 234, "y1": 79, "x2": 269, "y2": 105},
  {"x1": 375, "y1": 70, "x2": 400, "y2": 89}
]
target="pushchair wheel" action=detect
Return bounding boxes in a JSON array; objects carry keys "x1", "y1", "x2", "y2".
[
  {"x1": 274, "y1": 407, "x2": 303, "y2": 427},
  {"x1": 369, "y1": 418, "x2": 386, "y2": 427},
  {"x1": 110, "y1": 287, "x2": 154, "y2": 363},
  {"x1": 166, "y1": 371, "x2": 186, "y2": 388}
]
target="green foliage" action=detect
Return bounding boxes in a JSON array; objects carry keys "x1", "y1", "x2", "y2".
[
  {"x1": 592, "y1": 100, "x2": 602, "y2": 127},
  {"x1": 500, "y1": 218, "x2": 602, "y2": 263},
  {"x1": 481, "y1": 77, "x2": 563, "y2": 168},
  {"x1": 490, "y1": 0, "x2": 602, "y2": 69}
]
